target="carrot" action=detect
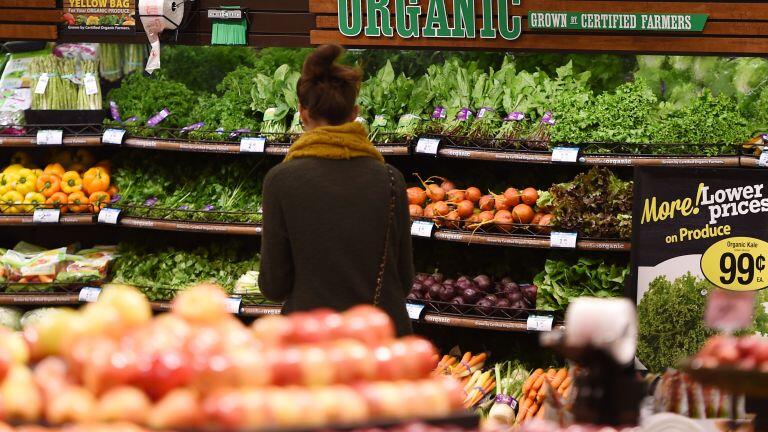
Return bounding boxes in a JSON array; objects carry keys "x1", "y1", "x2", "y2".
[
  {"x1": 546, "y1": 368, "x2": 557, "y2": 378},
  {"x1": 550, "y1": 368, "x2": 568, "y2": 390},
  {"x1": 525, "y1": 403, "x2": 539, "y2": 421},
  {"x1": 522, "y1": 369, "x2": 544, "y2": 394},
  {"x1": 558, "y1": 376, "x2": 573, "y2": 394},
  {"x1": 562, "y1": 384, "x2": 573, "y2": 400},
  {"x1": 536, "y1": 405, "x2": 547, "y2": 419},
  {"x1": 516, "y1": 398, "x2": 531, "y2": 423},
  {"x1": 463, "y1": 370, "x2": 482, "y2": 393},
  {"x1": 532, "y1": 373, "x2": 547, "y2": 391},
  {"x1": 468, "y1": 352, "x2": 487, "y2": 367}
]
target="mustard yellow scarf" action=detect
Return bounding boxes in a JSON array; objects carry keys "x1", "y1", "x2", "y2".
[{"x1": 284, "y1": 121, "x2": 384, "y2": 163}]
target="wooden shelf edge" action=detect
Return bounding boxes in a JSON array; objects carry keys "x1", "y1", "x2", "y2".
[
  {"x1": 421, "y1": 312, "x2": 565, "y2": 332},
  {"x1": 430, "y1": 229, "x2": 631, "y2": 252}
]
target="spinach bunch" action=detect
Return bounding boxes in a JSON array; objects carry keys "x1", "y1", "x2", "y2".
[
  {"x1": 251, "y1": 64, "x2": 301, "y2": 137},
  {"x1": 359, "y1": 61, "x2": 415, "y2": 142},
  {"x1": 533, "y1": 257, "x2": 629, "y2": 311}
]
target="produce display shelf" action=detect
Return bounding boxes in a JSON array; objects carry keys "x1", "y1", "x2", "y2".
[
  {"x1": 428, "y1": 227, "x2": 631, "y2": 252},
  {"x1": 739, "y1": 156, "x2": 765, "y2": 168},
  {"x1": 0, "y1": 293, "x2": 80, "y2": 307},
  {"x1": 118, "y1": 216, "x2": 263, "y2": 235},
  {"x1": 0, "y1": 124, "x2": 103, "y2": 147},
  {"x1": 437, "y1": 145, "x2": 742, "y2": 168},
  {"x1": 0, "y1": 214, "x2": 95, "y2": 225},
  {"x1": 421, "y1": 312, "x2": 565, "y2": 332}
]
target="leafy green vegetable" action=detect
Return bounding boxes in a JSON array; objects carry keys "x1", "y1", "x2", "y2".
[
  {"x1": 106, "y1": 73, "x2": 196, "y2": 128},
  {"x1": 533, "y1": 257, "x2": 629, "y2": 311},
  {"x1": 251, "y1": 64, "x2": 301, "y2": 137},
  {"x1": 359, "y1": 61, "x2": 416, "y2": 142},
  {"x1": 546, "y1": 167, "x2": 632, "y2": 239},
  {"x1": 112, "y1": 152, "x2": 265, "y2": 223},
  {"x1": 158, "y1": 45, "x2": 258, "y2": 94},
  {"x1": 110, "y1": 241, "x2": 261, "y2": 301},
  {"x1": 590, "y1": 79, "x2": 657, "y2": 144}
]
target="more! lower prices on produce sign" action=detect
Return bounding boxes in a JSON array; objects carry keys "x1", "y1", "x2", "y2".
[
  {"x1": 62, "y1": 0, "x2": 136, "y2": 34},
  {"x1": 632, "y1": 167, "x2": 768, "y2": 302}
]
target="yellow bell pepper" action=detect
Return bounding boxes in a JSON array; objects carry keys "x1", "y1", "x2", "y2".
[
  {"x1": 61, "y1": 171, "x2": 83, "y2": 193},
  {"x1": 0, "y1": 172, "x2": 18, "y2": 190},
  {"x1": 24, "y1": 192, "x2": 46, "y2": 213},
  {"x1": 2, "y1": 164, "x2": 23, "y2": 174},
  {"x1": 14, "y1": 169, "x2": 37, "y2": 195},
  {"x1": 33, "y1": 168, "x2": 44, "y2": 178},
  {"x1": 1, "y1": 190, "x2": 23, "y2": 214}
]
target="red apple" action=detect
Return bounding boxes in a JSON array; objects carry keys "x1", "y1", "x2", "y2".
[
  {"x1": 97, "y1": 386, "x2": 151, "y2": 423},
  {"x1": 147, "y1": 388, "x2": 203, "y2": 430},
  {"x1": 400, "y1": 336, "x2": 438, "y2": 379},
  {"x1": 300, "y1": 345, "x2": 334, "y2": 386},
  {"x1": 289, "y1": 312, "x2": 325, "y2": 345},
  {"x1": 268, "y1": 346, "x2": 303, "y2": 386},
  {"x1": 136, "y1": 349, "x2": 193, "y2": 400},
  {"x1": 45, "y1": 385, "x2": 97, "y2": 425}
]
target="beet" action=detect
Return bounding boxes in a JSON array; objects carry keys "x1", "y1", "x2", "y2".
[
  {"x1": 414, "y1": 273, "x2": 427, "y2": 283},
  {"x1": 438, "y1": 284, "x2": 457, "y2": 302},
  {"x1": 443, "y1": 278, "x2": 456, "y2": 287},
  {"x1": 461, "y1": 288, "x2": 482, "y2": 304},
  {"x1": 428, "y1": 284, "x2": 442, "y2": 300},
  {"x1": 406, "y1": 293, "x2": 419, "y2": 301},
  {"x1": 432, "y1": 273, "x2": 444, "y2": 284},
  {"x1": 496, "y1": 298, "x2": 511, "y2": 309},
  {"x1": 476, "y1": 298, "x2": 495, "y2": 314},
  {"x1": 510, "y1": 300, "x2": 526, "y2": 310},
  {"x1": 451, "y1": 297, "x2": 466, "y2": 306},
  {"x1": 423, "y1": 278, "x2": 436, "y2": 288},
  {"x1": 503, "y1": 281, "x2": 520, "y2": 293},
  {"x1": 500, "y1": 276, "x2": 514, "y2": 285},
  {"x1": 473, "y1": 274, "x2": 492, "y2": 292},
  {"x1": 506, "y1": 290, "x2": 523, "y2": 304},
  {"x1": 457, "y1": 275, "x2": 471, "y2": 284},
  {"x1": 456, "y1": 278, "x2": 472, "y2": 292},
  {"x1": 412, "y1": 283, "x2": 425, "y2": 296},
  {"x1": 521, "y1": 284, "x2": 538, "y2": 303},
  {"x1": 483, "y1": 294, "x2": 498, "y2": 303}
]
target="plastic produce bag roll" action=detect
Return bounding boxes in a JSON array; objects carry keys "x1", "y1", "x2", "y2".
[{"x1": 138, "y1": 0, "x2": 184, "y2": 74}]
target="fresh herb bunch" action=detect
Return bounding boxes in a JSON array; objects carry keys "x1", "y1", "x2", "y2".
[
  {"x1": 533, "y1": 257, "x2": 629, "y2": 311},
  {"x1": 393, "y1": 75, "x2": 434, "y2": 141},
  {"x1": 111, "y1": 152, "x2": 265, "y2": 223},
  {"x1": 541, "y1": 167, "x2": 632, "y2": 239},
  {"x1": 110, "y1": 241, "x2": 260, "y2": 301},
  {"x1": 106, "y1": 73, "x2": 196, "y2": 128},
  {"x1": 466, "y1": 62, "x2": 514, "y2": 140}
]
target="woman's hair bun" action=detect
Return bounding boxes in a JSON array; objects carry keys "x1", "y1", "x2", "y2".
[
  {"x1": 302, "y1": 44, "x2": 344, "y2": 81},
  {"x1": 297, "y1": 45, "x2": 363, "y2": 125}
]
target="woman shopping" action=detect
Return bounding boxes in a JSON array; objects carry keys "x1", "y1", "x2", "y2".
[{"x1": 258, "y1": 44, "x2": 414, "y2": 335}]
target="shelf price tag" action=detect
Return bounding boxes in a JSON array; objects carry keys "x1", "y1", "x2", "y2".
[
  {"x1": 550, "y1": 231, "x2": 578, "y2": 249},
  {"x1": 97, "y1": 208, "x2": 121, "y2": 224},
  {"x1": 84, "y1": 73, "x2": 98, "y2": 95},
  {"x1": 701, "y1": 236, "x2": 768, "y2": 292},
  {"x1": 411, "y1": 220, "x2": 435, "y2": 238},
  {"x1": 33, "y1": 208, "x2": 60, "y2": 224},
  {"x1": 78, "y1": 287, "x2": 102, "y2": 303},
  {"x1": 240, "y1": 137, "x2": 266, "y2": 153},
  {"x1": 225, "y1": 297, "x2": 242, "y2": 314},
  {"x1": 406, "y1": 302, "x2": 426, "y2": 320},
  {"x1": 526, "y1": 314, "x2": 554, "y2": 332},
  {"x1": 36, "y1": 130, "x2": 63, "y2": 146},
  {"x1": 551, "y1": 147, "x2": 580, "y2": 163},
  {"x1": 34, "y1": 73, "x2": 49, "y2": 94},
  {"x1": 758, "y1": 147, "x2": 768, "y2": 168},
  {"x1": 415, "y1": 138, "x2": 440, "y2": 155},
  {"x1": 102, "y1": 128, "x2": 126, "y2": 145}
]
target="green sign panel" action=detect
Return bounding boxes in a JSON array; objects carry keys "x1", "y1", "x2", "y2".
[{"x1": 528, "y1": 12, "x2": 708, "y2": 32}]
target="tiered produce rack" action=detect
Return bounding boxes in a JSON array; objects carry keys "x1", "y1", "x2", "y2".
[{"x1": 2, "y1": 1, "x2": 768, "y2": 429}]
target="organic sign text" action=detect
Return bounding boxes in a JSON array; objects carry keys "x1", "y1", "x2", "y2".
[
  {"x1": 529, "y1": 11, "x2": 708, "y2": 32},
  {"x1": 337, "y1": 0, "x2": 523, "y2": 40}
]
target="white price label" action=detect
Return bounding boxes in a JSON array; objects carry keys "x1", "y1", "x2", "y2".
[
  {"x1": 550, "y1": 231, "x2": 578, "y2": 249},
  {"x1": 225, "y1": 297, "x2": 242, "y2": 314},
  {"x1": 759, "y1": 147, "x2": 768, "y2": 168},
  {"x1": 406, "y1": 302, "x2": 426, "y2": 320},
  {"x1": 527, "y1": 314, "x2": 554, "y2": 332},
  {"x1": 410, "y1": 220, "x2": 434, "y2": 238},
  {"x1": 551, "y1": 146, "x2": 580, "y2": 163},
  {"x1": 84, "y1": 73, "x2": 98, "y2": 95},
  {"x1": 97, "y1": 207, "x2": 121, "y2": 224},
  {"x1": 415, "y1": 138, "x2": 440, "y2": 155},
  {"x1": 78, "y1": 287, "x2": 102, "y2": 303},
  {"x1": 240, "y1": 137, "x2": 266, "y2": 153},
  {"x1": 33, "y1": 208, "x2": 60, "y2": 223},
  {"x1": 34, "y1": 74, "x2": 49, "y2": 94},
  {"x1": 36, "y1": 129, "x2": 63, "y2": 146},
  {"x1": 102, "y1": 128, "x2": 126, "y2": 145}
]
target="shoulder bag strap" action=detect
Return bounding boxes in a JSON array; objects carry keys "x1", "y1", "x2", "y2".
[{"x1": 373, "y1": 165, "x2": 396, "y2": 306}]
